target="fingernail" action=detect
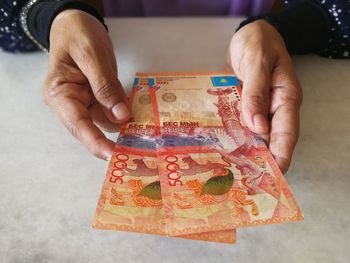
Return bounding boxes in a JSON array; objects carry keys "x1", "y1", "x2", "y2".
[
  {"x1": 102, "y1": 150, "x2": 112, "y2": 162},
  {"x1": 253, "y1": 114, "x2": 268, "y2": 133},
  {"x1": 112, "y1": 102, "x2": 131, "y2": 121}
]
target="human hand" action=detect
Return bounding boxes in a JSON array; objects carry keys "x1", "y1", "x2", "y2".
[
  {"x1": 43, "y1": 10, "x2": 131, "y2": 160},
  {"x1": 227, "y1": 20, "x2": 303, "y2": 173}
]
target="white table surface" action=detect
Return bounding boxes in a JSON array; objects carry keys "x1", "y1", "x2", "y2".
[{"x1": 1, "y1": 18, "x2": 350, "y2": 263}]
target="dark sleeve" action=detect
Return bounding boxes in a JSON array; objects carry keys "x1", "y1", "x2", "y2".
[
  {"x1": 0, "y1": 0, "x2": 37, "y2": 52},
  {"x1": 0, "y1": 0, "x2": 105, "y2": 53},
  {"x1": 238, "y1": 0, "x2": 350, "y2": 59},
  {"x1": 27, "y1": 0, "x2": 106, "y2": 51},
  {"x1": 284, "y1": 0, "x2": 350, "y2": 59}
]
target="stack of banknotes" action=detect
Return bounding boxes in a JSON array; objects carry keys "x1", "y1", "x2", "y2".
[{"x1": 92, "y1": 72, "x2": 303, "y2": 244}]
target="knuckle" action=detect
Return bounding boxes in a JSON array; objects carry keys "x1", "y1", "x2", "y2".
[
  {"x1": 273, "y1": 69, "x2": 303, "y2": 107},
  {"x1": 243, "y1": 49, "x2": 274, "y2": 71},
  {"x1": 66, "y1": 121, "x2": 81, "y2": 140},
  {"x1": 288, "y1": 76, "x2": 303, "y2": 100},
  {"x1": 78, "y1": 38, "x2": 96, "y2": 61},
  {"x1": 66, "y1": 116, "x2": 88, "y2": 140},
  {"x1": 245, "y1": 92, "x2": 268, "y2": 111},
  {"x1": 66, "y1": 116, "x2": 104, "y2": 159},
  {"x1": 279, "y1": 87, "x2": 303, "y2": 108},
  {"x1": 270, "y1": 131, "x2": 298, "y2": 146},
  {"x1": 94, "y1": 79, "x2": 119, "y2": 103},
  {"x1": 42, "y1": 75, "x2": 65, "y2": 104}
]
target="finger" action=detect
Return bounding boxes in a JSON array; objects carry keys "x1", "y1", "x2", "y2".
[
  {"x1": 241, "y1": 61, "x2": 271, "y2": 135},
  {"x1": 269, "y1": 60, "x2": 302, "y2": 173},
  {"x1": 269, "y1": 102, "x2": 299, "y2": 174},
  {"x1": 45, "y1": 83, "x2": 115, "y2": 160},
  {"x1": 89, "y1": 103, "x2": 119, "y2": 132},
  {"x1": 228, "y1": 48, "x2": 269, "y2": 144},
  {"x1": 71, "y1": 39, "x2": 131, "y2": 124}
]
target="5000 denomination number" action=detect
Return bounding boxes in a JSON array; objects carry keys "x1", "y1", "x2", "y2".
[
  {"x1": 109, "y1": 153, "x2": 129, "y2": 184},
  {"x1": 165, "y1": 155, "x2": 183, "y2": 186}
]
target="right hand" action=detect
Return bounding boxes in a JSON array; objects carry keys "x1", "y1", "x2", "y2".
[
  {"x1": 43, "y1": 9, "x2": 131, "y2": 160},
  {"x1": 227, "y1": 20, "x2": 303, "y2": 173}
]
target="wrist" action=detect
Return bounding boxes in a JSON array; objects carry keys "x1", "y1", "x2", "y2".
[
  {"x1": 237, "y1": 17, "x2": 287, "y2": 53},
  {"x1": 26, "y1": 0, "x2": 106, "y2": 51},
  {"x1": 252, "y1": 20, "x2": 285, "y2": 45},
  {"x1": 51, "y1": 9, "x2": 97, "y2": 33},
  {"x1": 236, "y1": 20, "x2": 287, "y2": 53},
  {"x1": 50, "y1": 9, "x2": 107, "y2": 51},
  {"x1": 53, "y1": 9, "x2": 87, "y2": 24}
]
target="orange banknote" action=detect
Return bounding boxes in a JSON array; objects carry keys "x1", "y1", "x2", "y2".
[
  {"x1": 135, "y1": 72, "x2": 304, "y2": 236},
  {"x1": 93, "y1": 78, "x2": 236, "y2": 243}
]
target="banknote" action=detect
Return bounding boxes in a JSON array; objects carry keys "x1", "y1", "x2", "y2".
[
  {"x1": 135, "y1": 72, "x2": 303, "y2": 235},
  {"x1": 92, "y1": 142, "x2": 164, "y2": 234},
  {"x1": 93, "y1": 79, "x2": 236, "y2": 243},
  {"x1": 93, "y1": 143, "x2": 236, "y2": 243},
  {"x1": 93, "y1": 82, "x2": 162, "y2": 234}
]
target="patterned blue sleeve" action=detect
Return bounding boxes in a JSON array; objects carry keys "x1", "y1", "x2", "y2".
[
  {"x1": 0, "y1": 0, "x2": 38, "y2": 52},
  {"x1": 285, "y1": 0, "x2": 349, "y2": 58}
]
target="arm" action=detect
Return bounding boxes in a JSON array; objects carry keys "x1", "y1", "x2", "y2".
[
  {"x1": 43, "y1": 9, "x2": 131, "y2": 160},
  {"x1": 227, "y1": 20, "x2": 302, "y2": 173},
  {"x1": 238, "y1": 0, "x2": 350, "y2": 58},
  {"x1": 1, "y1": 0, "x2": 131, "y2": 160},
  {"x1": 227, "y1": 0, "x2": 349, "y2": 173},
  {"x1": 283, "y1": 0, "x2": 350, "y2": 58},
  {"x1": 0, "y1": 0, "x2": 105, "y2": 52}
]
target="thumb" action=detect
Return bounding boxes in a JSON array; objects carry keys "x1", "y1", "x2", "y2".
[
  {"x1": 90, "y1": 76, "x2": 131, "y2": 123},
  {"x1": 241, "y1": 65, "x2": 270, "y2": 135},
  {"x1": 71, "y1": 40, "x2": 131, "y2": 124}
]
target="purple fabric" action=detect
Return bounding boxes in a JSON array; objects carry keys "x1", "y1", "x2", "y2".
[{"x1": 103, "y1": 0, "x2": 275, "y2": 17}]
